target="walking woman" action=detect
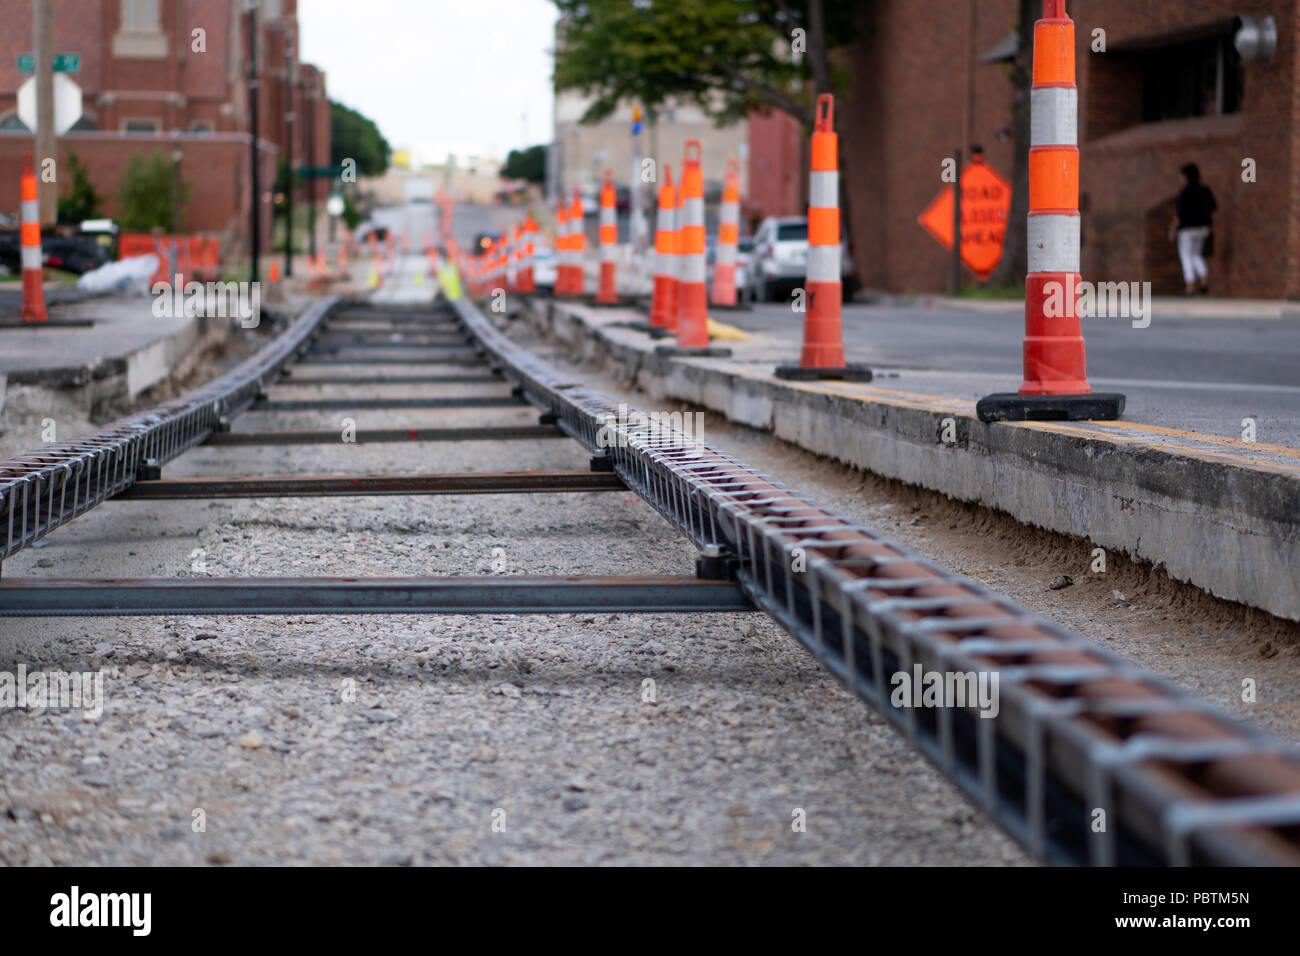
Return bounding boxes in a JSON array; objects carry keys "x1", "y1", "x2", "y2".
[{"x1": 1169, "y1": 163, "x2": 1216, "y2": 295}]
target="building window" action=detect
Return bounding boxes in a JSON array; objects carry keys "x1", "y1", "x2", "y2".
[
  {"x1": 190, "y1": 122, "x2": 212, "y2": 133},
  {"x1": 124, "y1": 119, "x2": 160, "y2": 133},
  {"x1": 122, "y1": 0, "x2": 159, "y2": 32},
  {"x1": 114, "y1": 0, "x2": 167, "y2": 58},
  {"x1": 0, "y1": 112, "x2": 29, "y2": 131},
  {"x1": 1141, "y1": 34, "x2": 1243, "y2": 122}
]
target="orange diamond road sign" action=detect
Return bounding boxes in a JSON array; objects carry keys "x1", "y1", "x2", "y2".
[{"x1": 917, "y1": 157, "x2": 1012, "y2": 281}]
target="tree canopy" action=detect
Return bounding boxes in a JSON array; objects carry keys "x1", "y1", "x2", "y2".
[
  {"x1": 329, "y1": 100, "x2": 391, "y2": 177},
  {"x1": 551, "y1": 0, "x2": 859, "y2": 130},
  {"x1": 502, "y1": 145, "x2": 547, "y2": 183}
]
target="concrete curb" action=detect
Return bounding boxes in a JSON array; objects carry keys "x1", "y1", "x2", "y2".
[{"x1": 522, "y1": 296, "x2": 1300, "y2": 622}]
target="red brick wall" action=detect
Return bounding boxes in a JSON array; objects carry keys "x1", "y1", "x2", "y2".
[
  {"x1": 840, "y1": 0, "x2": 1298, "y2": 298},
  {"x1": 747, "y1": 107, "x2": 804, "y2": 226},
  {"x1": 0, "y1": 131, "x2": 276, "y2": 255},
  {"x1": 842, "y1": 0, "x2": 1019, "y2": 293}
]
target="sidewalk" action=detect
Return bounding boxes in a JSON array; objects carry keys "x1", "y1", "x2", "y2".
[
  {"x1": 521, "y1": 295, "x2": 1300, "y2": 623},
  {"x1": 883, "y1": 292, "x2": 1300, "y2": 320}
]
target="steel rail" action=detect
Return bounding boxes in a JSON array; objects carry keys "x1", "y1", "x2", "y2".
[
  {"x1": 0, "y1": 575, "x2": 751, "y2": 615},
  {"x1": 113, "y1": 471, "x2": 626, "y2": 499},
  {"x1": 448, "y1": 294, "x2": 1300, "y2": 867},
  {"x1": 0, "y1": 296, "x2": 341, "y2": 563}
]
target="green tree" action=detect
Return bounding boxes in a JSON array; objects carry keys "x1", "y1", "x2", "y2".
[
  {"x1": 501, "y1": 145, "x2": 546, "y2": 183},
  {"x1": 341, "y1": 193, "x2": 362, "y2": 231},
  {"x1": 330, "y1": 100, "x2": 390, "y2": 177},
  {"x1": 552, "y1": 0, "x2": 859, "y2": 130},
  {"x1": 116, "y1": 153, "x2": 190, "y2": 231},
  {"x1": 57, "y1": 152, "x2": 103, "y2": 223}
]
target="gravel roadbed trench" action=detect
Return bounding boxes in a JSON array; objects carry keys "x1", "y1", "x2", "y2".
[{"x1": 0, "y1": 350, "x2": 1026, "y2": 866}]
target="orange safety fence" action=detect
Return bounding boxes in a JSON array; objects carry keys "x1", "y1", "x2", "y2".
[{"x1": 119, "y1": 234, "x2": 222, "y2": 287}]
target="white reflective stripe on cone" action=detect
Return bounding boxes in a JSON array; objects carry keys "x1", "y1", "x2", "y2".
[
  {"x1": 1029, "y1": 87, "x2": 1078, "y2": 148},
  {"x1": 22, "y1": 245, "x2": 42, "y2": 270},
  {"x1": 601, "y1": 244, "x2": 616, "y2": 262},
  {"x1": 21, "y1": 199, "x2": 38, "y2": 222},
  {"x1": 601, "y1": 207, "x2": 615, "y2": 227},
  {"x1": 718, "y1": 205, "x2": 739, "y2": 226},
  {"x1": 716, "y1": 245, "x2": 736, "y2": 265},
  {"x1": 1027, "y1": 213, "x2": 1081, "y2": 274},
  {"x1": 680, "y1": 256, "x2": 706, "y2": 282},
  {"x1": 809, "y1": 170, "x2": 838, "y2": 209},
  {"x1": 806, "y1": 244, "x2": 840, "y2": 283},
  {"x1": 681, "y1": 196, "x2": 704, "y2": 226}
]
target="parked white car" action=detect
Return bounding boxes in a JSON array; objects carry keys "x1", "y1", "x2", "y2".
[{"x1": 745, "y1": 215, "x2": 859, "y2": 302}]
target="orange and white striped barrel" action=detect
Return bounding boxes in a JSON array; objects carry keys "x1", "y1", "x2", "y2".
[
  {"x1": 19, "y1": 153, "x2": 46, "y2": 323},
  {"x1": 675, "y1": 140, "x2": 708, "y2": 348},
  {"x1": 555, "y1": 199, "x2": 572, "y2": 295},
  {"x1": 710, "y1": 158, "x2": 741, "y2": 307},
  {"x1": 796, "y1": 94, "x2": 845, "y2": 368},
  {"x1": 649, "y1": 164, "x2": 677, "y2": 332},
  {"x1": 596, "y1": 170, "x2": 618, "y2": 303},
  {"x1": 1022, "y1": 0, "x2": 1087, "y2": 395},
  {"x1": 569, "y1": 188, "x2": 586, "y2": 297},
  {"x1": 519, "y1": 214, "x2": 539, "y2": 293},
  {"x1": 510, "y1": 223, "x2": 524, "y2": 293}
]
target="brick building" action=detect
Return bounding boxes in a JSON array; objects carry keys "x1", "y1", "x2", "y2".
[
  {"x1": 0, "y1": 0, "x2": 329, "y2": 256},
  {"x1": 840, "y1": 0, "x2": 1293, "y2": 298}
]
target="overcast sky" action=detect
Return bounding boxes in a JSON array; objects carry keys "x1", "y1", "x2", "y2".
[{"x1": 297, "y1": 0, "x2": 558, "y2": 165}]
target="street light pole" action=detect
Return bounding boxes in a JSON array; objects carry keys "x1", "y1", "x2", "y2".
[
  {"x1": 304, "y1": 76, "x2": 316, "y2": 260},
  {"x1": 248, "y1": 0, "x2": 261, "y2": 284},
  {"x1": 284, "y1": 33, "x2": 295, "y2": 277},
  {"x1": 171, "y1": 131, "x2": 182, "y2": 233}
]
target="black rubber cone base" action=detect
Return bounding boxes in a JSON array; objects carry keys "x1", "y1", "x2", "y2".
[
  {"x1": 586, "y1": 296, "x2": 636, "y2": 309},
  {"x1": 647, "y1": 326, "x2": 672, "y2": 339},
  {"x1": 774, "y1": 364, "x2": 873, "y2": 382},
  {"x1": 654, "y1": 344, "x2": 732, "y2": 358},
  {"x1": 976, "y1": 392, "x2": 1126, "y2": 423}
]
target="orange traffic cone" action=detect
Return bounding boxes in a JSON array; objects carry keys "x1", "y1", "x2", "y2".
[
  {"x1": 775, "y1": 95, "x2": 871, "y2": 381},
  {"x1": 555, "y1": 198, "x2": 572, "y2": 296},
  {"x1": 594, "y1": 170, "x2": 620, "y2": 305},
  {"x1": 19, "y1": 153, "x2": 46, "y2": 323},
  {"x1": 976, "y1": 0, "x2": 1123, "y2": 422},
  {"x1": 710, "y1": 158, "x2": 743, "y2": 309},
  {"x1": 648, "y1": 164, "x2": 677, "y2": 337},
  {"x1": 568, "y1": 188, "x2": 586, "y2": 297},
  {"x1": 656, "y1": 141, "x2": 730, "y2": 358}
]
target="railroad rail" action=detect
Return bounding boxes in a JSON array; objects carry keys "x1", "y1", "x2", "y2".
[{"x1": 2, "y1": 294, "x2": 1299, "y2": 866}]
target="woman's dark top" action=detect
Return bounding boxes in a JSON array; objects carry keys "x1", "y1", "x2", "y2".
[{"x1": 1176, "y1": 183, "x2": 1217, "y2": 229}]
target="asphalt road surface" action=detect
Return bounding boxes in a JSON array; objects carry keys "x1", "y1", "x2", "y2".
[{"x1": 731, "y1": 299, "x2": 1300, "y2": 447}]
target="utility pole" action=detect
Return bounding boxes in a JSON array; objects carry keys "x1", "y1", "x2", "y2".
[
  {"x1": 33, "y1": 0, "x2": 55, "y2": 224},
  {"x1": 951, "y1": 147, "x2": 963, "y2": 296},
  {"x1": 171, "y1": 131, "x2": 182, "y2": 233},
  {"x1": 247, "y1": 1, "x2": 261, "y2": 283},
  {"x1": 284, "y1": 32, "x2": 295, "y2": 276},
  {"x1": 304, "y1": 75, "x2": 316, "y2": 260}
]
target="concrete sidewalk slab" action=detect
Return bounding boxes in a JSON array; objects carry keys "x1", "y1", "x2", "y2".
[
  {"x1": 0, "y1": 294, "x2": 227, "y2": 404},
  {"x1": 523, "y1": 296, "x2": 1300, "y2": 623}
]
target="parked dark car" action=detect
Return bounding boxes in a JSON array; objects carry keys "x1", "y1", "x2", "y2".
[{"x1": 0, "y1": 228, "x2": 112, "y2": 275}]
